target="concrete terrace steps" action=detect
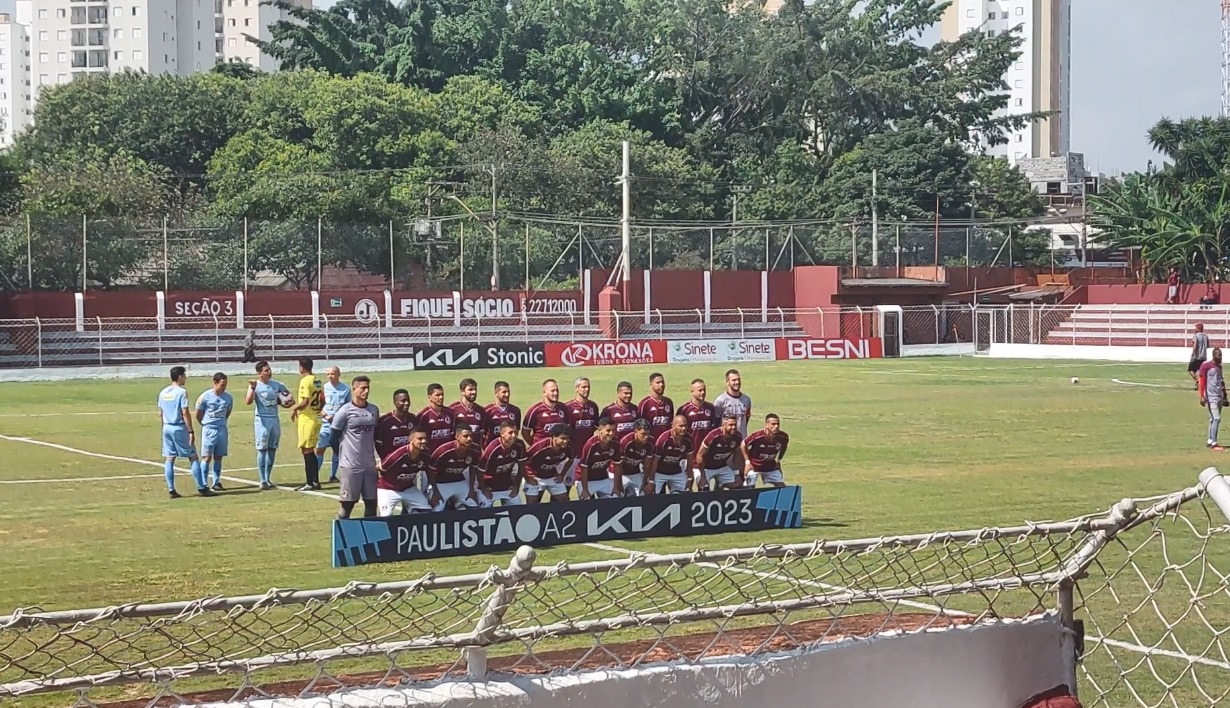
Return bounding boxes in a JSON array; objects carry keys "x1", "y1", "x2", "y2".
[{"x1": 1043, "y1": 304, "x2": 1230, "y2": 347}]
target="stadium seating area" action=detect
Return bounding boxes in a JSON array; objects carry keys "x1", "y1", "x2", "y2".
[
  {"x1": 0, "y1": 316, "x2": 808, "y2": 368},
  {"x1": 1044, "y1": 305, "x2": 1230, "y2": 347}
]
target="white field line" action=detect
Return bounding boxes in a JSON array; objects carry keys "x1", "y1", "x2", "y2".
[
  {"x1": 0, "y1": 411, "x2": 150, "y2": 418},
  {"x1": 1111, "y1": 378, "x2": 1189, "y2": 389},
  {"x1": 2, "y1": 436, "x2": 1213, "y2": 669},
  {"x1": 0, "y1": 463, "x2": 299, "y2": 485}
]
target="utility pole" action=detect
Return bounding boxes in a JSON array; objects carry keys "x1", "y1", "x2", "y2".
[
  {"x1": 620, "y1": 141, "x2": 631, "y2": 295},
  {"x1": 731, "y1": 185, "x2": 751, "y2": 270},
  {"x1": 490, "y1": 164, "x2": 500, "y2": 290},
  {"x1": 871, "y1": 169, "x2": 879, "y2": 267}
]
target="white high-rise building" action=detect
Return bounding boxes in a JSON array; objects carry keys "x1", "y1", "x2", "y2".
[
  {"x1": 0, "y1": 0, "x2": 309, "y2": 146},
  {"x1": 941, "y1": 0, "x2": 1071, "y2": 163}
]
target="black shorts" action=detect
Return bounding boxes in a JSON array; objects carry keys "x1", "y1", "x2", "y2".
[{"x1": 1190, "y1": 359, "x2": 1204, "y2": 373}]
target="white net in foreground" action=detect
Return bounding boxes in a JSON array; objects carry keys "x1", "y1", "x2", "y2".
[{"x1": 3, "y1": 469, "x2": 1230, "y2": 708}]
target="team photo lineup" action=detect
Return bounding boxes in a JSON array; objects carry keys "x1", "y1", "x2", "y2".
[{"x1": 157, "y1": 359, "x2": 791, "y2": 519}]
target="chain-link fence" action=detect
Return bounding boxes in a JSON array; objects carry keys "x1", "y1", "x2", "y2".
[{"x1": 4, "y1": 472, "x2": 1230, "y2": 707}]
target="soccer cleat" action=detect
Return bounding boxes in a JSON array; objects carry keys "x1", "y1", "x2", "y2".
[
  {"x1": 296, "y1": 484, "x2": 314, "y2": 492},
  {"x1": 168, "y1": 490, "x2": 182, "y2": 499},
  {"x1": 212, "y1": 483, "x2": 224, "y2": 492},
  {"x1": 260, "y1": 482, "x2": 275, "y2": 490},
  {"x1": 311, "y1": 483, "x2": 323, "y2": 491},
  {"x1": 197, "y1": 488, "x2": 216, "y2": 497}
]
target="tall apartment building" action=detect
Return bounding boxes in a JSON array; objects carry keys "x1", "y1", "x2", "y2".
[
  {"x1": 941, "y1": 0, "x2": 1071, "y2": 164},
  {"x1": 0, "y1": 0, "x2": 310, "y2": 146}
]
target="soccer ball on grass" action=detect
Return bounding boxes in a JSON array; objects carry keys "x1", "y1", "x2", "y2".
[{"x1": 1071, "y1": 377, "x2": 1080, "y2": 385}]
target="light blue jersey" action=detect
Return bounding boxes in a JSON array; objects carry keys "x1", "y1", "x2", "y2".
[
  {"x1": 317, "y1": 381, "x2": 352, "y2": 449},
  {"x1": 253, "y1": 379, "x2": 289, "y2": 452},
  {"x1": 158, "y1": 385, "x2": 196, "y2": 459},
  {"x1": 197, "y1": 390, "x2": 234, "y2": 459}
]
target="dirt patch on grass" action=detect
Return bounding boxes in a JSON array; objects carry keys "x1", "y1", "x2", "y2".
[{"x1": 97, "y1": 612, "x2": 973, "y2": 707}]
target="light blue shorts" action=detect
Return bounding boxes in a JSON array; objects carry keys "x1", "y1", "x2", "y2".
[
  {"x1": 316, "y1": 425, "x2": 333, "y2": 450},
  {"x1": 161, "y1": 425, "x2": 196, "y2": 459},
  {"x1": 254, "y1": 418, "x2": 281, "y2": 451},
  {"x1": 201, "y1": 426, "x2": 229, "y2": 457}
]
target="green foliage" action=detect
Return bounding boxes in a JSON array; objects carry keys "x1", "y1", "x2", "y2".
[{"x1": 6, "y1": 0, "x2": 1052, "y2": 290}]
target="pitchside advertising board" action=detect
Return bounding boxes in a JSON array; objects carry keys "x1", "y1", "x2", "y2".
[
  {"x1": 545, "y1": 338, "x2": 882, "y2": 367},
  {"x1": 412, "y1": 343, "x2": 546, "y2": 371},
  {"x1": 331, "y1": 486, "x2": 803, "y2": 566}
]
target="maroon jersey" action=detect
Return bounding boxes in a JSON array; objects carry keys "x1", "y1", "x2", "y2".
[
  {"x1": 564, "y1": 398, "x2": 600, "y2": 454},
  {"x1": 484, "y1": 402, "x2": 522, "y2": 442},
  {"x1": 524, "y1": 438, "x2": 573, "y2": 480},
  {"x1": 375, "y1": 412, "x2": 417, "y2": 478},
  {"x1": 417, "y1": 405, "x2": 456, "y2": 453},
  {"x1": 522, "y1": 401, "x2": 570, "y2": 444},
  {"x1": 480, "y1": 438, "x2": 527, "y2": 492},
  {"x1": 653, "y1": 431, "x2": 693, "y2": 473},
  {"x1": 618, "y1": 432, "x2": 654, "y2": 476},
  {"x1": 638, "y1": 395, "x2": 675, "y2": 439},
  {"x1": 602, "y1": 402, "x2": 640, "y2": 438},
  {"x1": 430, "y1": 440, "x2": 479, "y2": 484},
  {"x1": 678, "y1": 401, "x2": 718, "y2": 457},
  {"x1": 699, "y1": 428, "x2": 743, "y2": 470},
  {"x1": 377, "y1": 447, "x2": 430, "y2": 492},
  {"x1": 451, "y1": 400, "x2": 488, "y2": 445},
  {"x1": 743, "y1": 430, "x2": 790, "y2": 472},
  {"x1": 579, "y1": 437, "x2": 621, "y2": 482}
]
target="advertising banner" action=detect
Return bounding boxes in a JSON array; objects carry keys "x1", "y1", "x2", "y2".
[
  {"x1": 544, "y1": 340, "x2": 667, "y2": 367},
  {"x1": 666, "y1": 338, "x2": 777, "y2": 364},
  {"x1": 774, "y1": 338, "x2": 884, "y2": 360},
  {"x1": 331, "y1": 486, "x2": 803, "y2": 566},
  {"x1": 412, "y1": 343, "x2": 546, "y2": 371}
]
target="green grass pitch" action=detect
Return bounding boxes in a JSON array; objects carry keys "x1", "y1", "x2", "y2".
[{"x1": 0, "y1": 357, "x2": 1227, "y2": 706}]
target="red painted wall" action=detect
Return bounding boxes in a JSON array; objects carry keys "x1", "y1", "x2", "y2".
[
  {"x1": 586, "y1": 269, "x2": 796, "y2": 314},
  {"x1": 1084, "y1": 284, "x2": 1228, "y2": 305},
  {"x1": 792, "y1": 266, "x2": 842, "y2": 338}
]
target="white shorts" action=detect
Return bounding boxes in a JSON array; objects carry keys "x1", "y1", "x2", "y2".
[
  {"x1": 619, "y1": 472, "x2": 644, "y2": 495},
  {"x1": 524, "y1": 478, "x2": 569, "y2": 499},
  {"x1": 656, "y1": 472, "x2": 687, "y2": 493},
  {"x1": 435, "y1": 480, "x2": 475, "y2": 510},
  {"x1": 754, "y1": 469, "x2": 785, "y2": 486},
  {"x1": 481, "y1": 489, "x2": 523, "y2": 507},
  {"x1": 585, "y1": 478, "x2": 615, "y2": 498},
  {"x1": 377, "y1": 487, "x2": 432, "y2": 516},
  {"x1": 702, "y1": 467, "x2": 737, "y2": 489},
  {"x1": 564, "y1": 459, "x2": 579, "y2": 484}
]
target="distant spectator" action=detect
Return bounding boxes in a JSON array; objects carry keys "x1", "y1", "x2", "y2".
[
  {"x1": 1167, "y1": 267, "x2": 1180, "y2": 304},
  {"x1": 242, "y1": 331, "x2": 257, "y2": 363},
  {"x1": 1201, "y1": 285, "x2": 1220, "y2": 308}
]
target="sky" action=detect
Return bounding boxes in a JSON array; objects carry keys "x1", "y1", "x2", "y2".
[{"x1": 5, "y1": 0, "x2": 1219, "y2": 175}]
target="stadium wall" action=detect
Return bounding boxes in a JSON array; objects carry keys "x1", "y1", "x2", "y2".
[
  {"x1": 204, "y1": 616, "x2": 1068, "y2": 708},
  {"x1": 1084, "y1": 283, "x2": 1230, "y2": 305}
]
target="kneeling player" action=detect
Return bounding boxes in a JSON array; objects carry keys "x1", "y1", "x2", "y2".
[
  {"x1": 376, "y1": 428, "x2": 433, "y2": 515},
  {"x1": 429, "y1": 424, "x2": 480, "y2": 511},
  {"x1": 742, "y1": 414, "x2": 790, "y2": 487},
  {"x1": 651, "y1": 414, "x2": 692, "y2": 494},
  {"x1": 479, "y1": 420, "x2": 527, "y2": 506},
  {"x1": 617, "y1": 419, "x2": 653, "y2": 496},
  {"x1": 696, "y1": 414, "x2": 744, "y2": 491},
  {"x1": 579, "y1": 417, "x2": 621, "y2": 499},
  {"x1": 523, "y1": 424, "x2": 574, "y2": 503}
]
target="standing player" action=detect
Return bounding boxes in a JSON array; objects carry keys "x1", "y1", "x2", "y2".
[
  {"x1": 452, "y1": 378, "x2": 489, "y2": 447},
  {"x1": 375, "y1": 427, "x2": 433, "y2": 515},
  {"x1": 639, "y1": 372, "x2": 674, "y2": 441},
  {"x1": 485, "y1": 380, "x2": 522, "y2": 442},
  {"x1": 564, "y1": 377, "x2": 600, "y2": 496},
  {"x1": 158, "y1": 366, "x2": 207, "y2": 498},
  {"x1": 524, "y1": 379, "x2": 571, "y2": 444},
  {"x1": 713, "y1": 369, "x2": 752, "y2": 438},
  {"x1": 316, "y1": 366, "x2": 351, "y2": 483},
  {"x1": 291, "y1": 358, "x2": 325, "y2": 491},
  {"x1": 578, "y1": 417, "x2": 621, "y2": 499},
  {"x1": 429, "y1": 424, "x2": 481, "y2": 510},
  {"x1": 678, "y1": 378, "x2": 717, "y2": 491},
  {"x1": 603, "y1": 382, "x2": 640, "y2": 439},
  {"x1": 418, "y1": 383, "x2": 457, "y2": 453},
  {"x1": 649, "y1": 414, "x2": 693, "y2": 494},
  {"x1": 1190, "y1": 324, "x2": 1211, "y2": 389},
  {"x1": 1199, "y1": 348, "x2": 1227, "y2": 451},
  {"x1": 195, "y1": 373, "x2": 233, "y2": 491},
  {"x1": 245, "y1": 360, "x2": 293, "y2": 490},
  {"x1": 375, "y1": 389, "x2": 417, "y2": 491},
  {"x1": 617, "y1": 419, "x2": 654, "y2": 496},
  {"x1": 523, "y1": 423, "x2": 574, "y2": 503},
  {"x1": 478, "y1": 420, "x2": 527, "y2": 506},
  {"x1": 696, "y1": 413, "x2": 744, "y2": 490},
  {"x1": 330, "y1": 375, "x2": 380, "y2": 518},
  {"x1": 742, "y1": 414, "x2": 790, "y2": 488}
]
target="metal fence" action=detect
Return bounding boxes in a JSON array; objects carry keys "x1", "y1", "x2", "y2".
[
  {"x1": 951, "y1": 304, "x2": 1230, "y2": 349},
  {"x1": 3, "y1": 471, "x2": 1230, "y2": 707}
]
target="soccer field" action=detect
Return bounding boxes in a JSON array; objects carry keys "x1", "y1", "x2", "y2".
[{"x1": 0, "y1": 356, "x2": 1226, "y2": 705}]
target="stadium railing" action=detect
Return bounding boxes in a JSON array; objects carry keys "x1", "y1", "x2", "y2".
[
  {"x1": 4, "y1": 470, "x2": 1230, "y2": 707},
  {"x1": 0, "y1": 306, "x2": 979, "y2": 368},
  {"x1": 969, "y1": 304, "x2": 1230, "y2": 349}
]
